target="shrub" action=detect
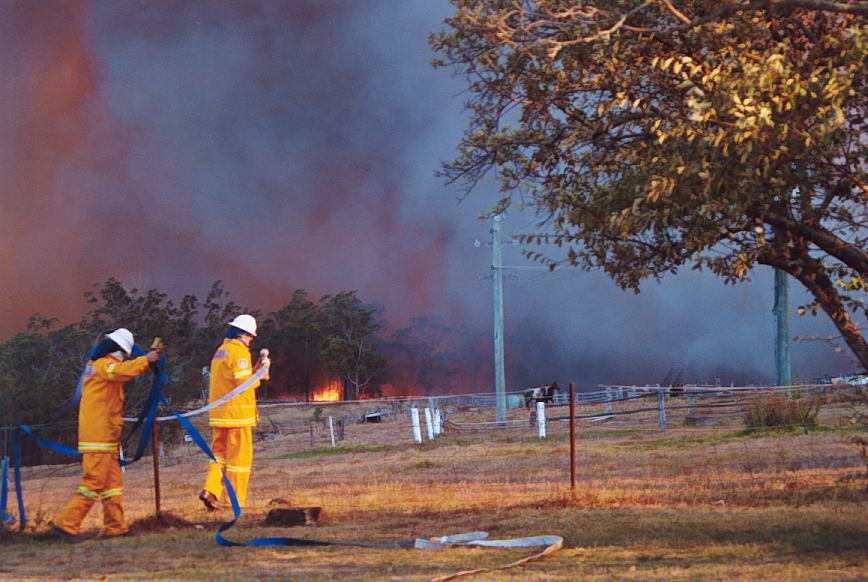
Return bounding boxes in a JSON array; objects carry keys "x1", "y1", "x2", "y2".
[{"x1": 743, "y1": 394, "x2": 821, "y2": 433}]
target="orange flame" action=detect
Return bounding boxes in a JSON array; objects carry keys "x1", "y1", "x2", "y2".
[{"x1": 311, "y1": 379, "x2": 342, "y2": 401}]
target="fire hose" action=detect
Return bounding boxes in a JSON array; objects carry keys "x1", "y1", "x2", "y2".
[{"x1": 3, "y1": 343, "x2": 563, "y2": 578}]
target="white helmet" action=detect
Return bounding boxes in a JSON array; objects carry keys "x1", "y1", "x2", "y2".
[
  {"x1": 107, "y1": 328, "x2": 135, "y2": 355},
  {"x1": 228, "y1": 314, "x2": 257, "y2": 336}
]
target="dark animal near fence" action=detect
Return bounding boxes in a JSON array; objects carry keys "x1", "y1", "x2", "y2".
[{"x1": 524, "y1": 383, "x2": 560, "y2": 408}]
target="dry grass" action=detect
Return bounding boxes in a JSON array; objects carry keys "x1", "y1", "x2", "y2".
[{"x1": 2, "y1": 396, "x2": 866, "y2": 580}]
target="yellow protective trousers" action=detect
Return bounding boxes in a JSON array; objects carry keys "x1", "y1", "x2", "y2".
[
  {"x1": 56, "y1": 452, "x2": 127, "y2": 536},
  {"x1": 203, "y1": 426, "x2": 253, "y2": 507}
]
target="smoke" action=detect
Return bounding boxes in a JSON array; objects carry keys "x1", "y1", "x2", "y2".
[{"x1": 0, "y1": 1, "x2": 854, "y2": 392}]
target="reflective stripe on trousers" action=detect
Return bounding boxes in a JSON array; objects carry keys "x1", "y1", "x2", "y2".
[{"x1": 56, "y1": 452, "x2": 127, "y2": 536}]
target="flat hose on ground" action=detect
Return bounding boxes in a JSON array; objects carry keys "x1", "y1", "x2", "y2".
[{"x1": 426, "y1": 533, "x2": 565, "y2": 581}]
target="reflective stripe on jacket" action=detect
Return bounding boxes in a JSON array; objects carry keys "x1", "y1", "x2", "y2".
[
  {"x1": 77, "y1": 355, "x2": 150, "y2": 453},
  {"x1": 208, "y1": 338, "x2": 260, "y2": 427}
]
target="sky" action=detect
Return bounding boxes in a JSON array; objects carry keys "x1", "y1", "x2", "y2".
[{"x1": 0, "y1": 0, "x2": 856, "y2": 391}]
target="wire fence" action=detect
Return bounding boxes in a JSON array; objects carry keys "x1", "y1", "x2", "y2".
[
  {"x1": 139, "y1": 382, "x2": 867, "y2": 471},
  {"x1": 2, "y1": 385, "x2": 865, "y2": 476},
  {"x1": 2, "y1": 382, "x2": 865, "y2": 526},
  {"x1": 2, "y1": 382, "x2": 864, "y2": 462}
]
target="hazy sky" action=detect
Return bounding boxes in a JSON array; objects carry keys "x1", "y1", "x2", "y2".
[{"x1": 0, "y1": 0, "x2": 855, "y2": 389}]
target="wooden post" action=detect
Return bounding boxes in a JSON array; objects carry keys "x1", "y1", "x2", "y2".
[
  {"x1": 606, "y1": 388, "x2": 613, "y2": 414},
  {"x1": 569, "y1": 383, "x2": 576, "y2": 493},
  {"x1": 309, "y1": 424, "x2": 314, "y2": 448},
  {"x1": 152, "y1": 421, "x2": 161, "y2": 516}
]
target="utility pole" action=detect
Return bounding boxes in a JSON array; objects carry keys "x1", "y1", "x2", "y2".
[
  {"x1": 773, "y1": 269, "x2": 792, "y2": 394},
  {"x1": 491, "y1": 215, "x2": 507, "y2": 423}
]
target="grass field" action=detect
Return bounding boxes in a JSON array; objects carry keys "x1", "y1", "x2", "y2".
[{"x1": 2, "y1": 394, "x2": 867, "y2": 580}]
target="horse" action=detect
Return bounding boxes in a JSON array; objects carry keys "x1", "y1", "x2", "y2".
[{"x1": 524, "y1": 382, "x2": 561, "y2": 408}]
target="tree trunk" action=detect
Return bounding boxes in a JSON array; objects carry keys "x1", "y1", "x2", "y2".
[
  {"x1": 303, "y1": 337, "x2": 310, "y2": 402},
  {"x1": 762, "y1": 210, "x2": 868, "y2": 275},
  {"x1": 760, "y1": 249, "x2": 868, "y2": 371}
]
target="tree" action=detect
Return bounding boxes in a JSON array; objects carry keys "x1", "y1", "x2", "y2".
[
  {"x1": 432, "y1": 1, "x2": 868, "y2": 368},
  {"x1": 318, "y1": 291, "x2": 386, "y2": 400},
  {"x1": 0, "y1": 317, "x2": 90, "y2": 463},
  {"x1": 384, "y1": 317, "x2": 461, "y2": 394},
  {"x1": 80, "y1": 278, "x2": 253, "y2": 405},
  {"x1": 259, "y1": 289, "x2": 324, "y2": 400},
  {"x1": 82, "y1": 278, "x2": 185, "y2": 408}
]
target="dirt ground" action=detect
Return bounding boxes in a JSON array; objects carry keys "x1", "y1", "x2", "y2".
[{"x1": 2, "y1": 395, "x2": 867, "y2": 580}]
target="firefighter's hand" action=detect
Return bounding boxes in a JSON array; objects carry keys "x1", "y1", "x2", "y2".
[{"x1": 144, "y1": 350, "x2": 160, "y2": 363}]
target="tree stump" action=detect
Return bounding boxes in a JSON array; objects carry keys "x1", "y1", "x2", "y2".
[{"x1": 265, "y1": 507, "x2": 321, "y2": 527}]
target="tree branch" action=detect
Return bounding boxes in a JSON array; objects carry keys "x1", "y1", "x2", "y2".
[
  {"x1": 758, "y1": 247, "x2": 868, "y2": 369},
  {"x1": 761, "y1": 209, "x2": 868, "y2": 275},
  {"x1": 670, "y1": 0, "x2": 868, "y2": 34},
  {"x1": 660, "y1": 0, "x2": 693, "y2": 24}
]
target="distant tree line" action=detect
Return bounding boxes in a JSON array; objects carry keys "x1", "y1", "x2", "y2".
[{"x1": 0, "y1": 278, "x2": 477, "y2": 449}]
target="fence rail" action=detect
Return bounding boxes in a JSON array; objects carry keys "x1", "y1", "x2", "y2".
[{"x1": 2, "y1": 383, "x2": 862, "y2": 466}]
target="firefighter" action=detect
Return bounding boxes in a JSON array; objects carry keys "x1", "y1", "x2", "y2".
[
  {"x1": 53, "y1": 329, "x2": 159, "y2": 539},
  {"x1": 199, "y1": 314, "x2": 267, "y2": 510}
]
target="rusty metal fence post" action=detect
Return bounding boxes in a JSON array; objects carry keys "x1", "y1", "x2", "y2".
[
  {"x1": 152, "y1": 421, "x2": 161, "y2": 516},
  {"x1": 569, "y1": 382, "x2": 576, "y2": 493}
]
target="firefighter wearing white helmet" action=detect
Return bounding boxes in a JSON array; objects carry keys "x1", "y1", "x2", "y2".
[
  {"x1": 228, "y1": 314, "x2": 257, "y2": 336},
  {"x1": 55, "y1": 329, "x2": 159, "y2": 539},
  {"x1": 199, "y1": 314, "x2": 267, "y2": 510}
]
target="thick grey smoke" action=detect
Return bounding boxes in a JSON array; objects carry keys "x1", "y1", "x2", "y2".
[{"x1": 0, "y1": 1, "x2": 853, "y2": 391}]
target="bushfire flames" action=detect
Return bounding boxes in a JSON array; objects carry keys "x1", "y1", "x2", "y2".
[{"x1": 311, "y1": 379, "x2": 342, "y2": 401}]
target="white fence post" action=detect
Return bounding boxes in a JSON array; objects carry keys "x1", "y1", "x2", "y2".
[
  {"x1": 433, "y1": 409, "x2": 442, "y2": 436},
  {"x1": 328, "y1": 416, "x2": 336, "y2": 447},
  {"x1": 536, "y1": 401, "x2": 546, "y2": 439},
  {"x1": 424, "y1": 407, "x2": 434, "y2": 441},
  {"x1": 410, "y1": 407, "x2": 422, "y2": 444}
]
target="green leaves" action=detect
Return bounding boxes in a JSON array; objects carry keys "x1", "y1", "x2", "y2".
[{"x1": 434, "y1": 1, "x2": 868, "y2": 366}]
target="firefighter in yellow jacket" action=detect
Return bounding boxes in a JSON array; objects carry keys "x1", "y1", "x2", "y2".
[
  {"x1": 54, "y1": 329, "x2": 159, "y2": 539},
  {"x1": 199, "y1": 314, "x2": 266, "y2": 510}
]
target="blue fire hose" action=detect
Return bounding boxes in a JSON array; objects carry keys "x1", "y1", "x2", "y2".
[
  {"x1": 8, "y1": 344, "x2": 164, "y2": 529},
  {"x1": 4, "y1": 348, "x2": 561, "y2": 557}
]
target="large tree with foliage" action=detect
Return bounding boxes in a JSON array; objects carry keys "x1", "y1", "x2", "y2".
[
  {"x1": 80, "y1": 278, "x2": 246, "y2": 407},
  {"x1": 318, "y1": 291, "x2": 386, "y2": 400},
  {"x1": 432, "y1": 1, "x2": 868, "y2": 369},
  {"x1": 258, "y1": 289, "x2": 324, "y2": 400}
]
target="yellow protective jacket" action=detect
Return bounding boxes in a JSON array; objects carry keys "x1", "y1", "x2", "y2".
[
  {"x1": 78, "y1": 355, "x2": 150, "y2": 453},
  {"x1": 208, "y1": 338, "x2": 260, "y2": 428}
]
